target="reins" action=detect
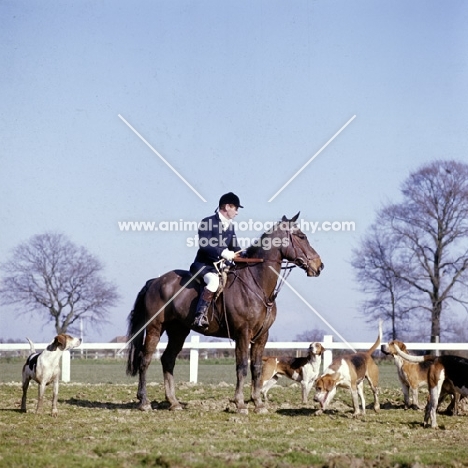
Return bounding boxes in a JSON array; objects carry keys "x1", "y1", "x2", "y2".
[{"x1": 273, "y1": 261, "x2": 295, "y2": 300}]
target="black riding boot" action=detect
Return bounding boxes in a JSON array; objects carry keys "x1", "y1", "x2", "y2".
[{"x1": 192, "y1": 288, "x2": 215, "y2": 331}]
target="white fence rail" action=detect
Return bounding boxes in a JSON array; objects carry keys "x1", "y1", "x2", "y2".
[{"x1": 2, "y1": 335, "x2": 468, "y2": 384}]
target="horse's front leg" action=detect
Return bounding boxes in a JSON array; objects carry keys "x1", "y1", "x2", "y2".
[
  {"x1": 250, "y1": 334, "x2": 268, "y2": 414},
  {"x1": 233, "y1": 331, "x2": 250, "y2": 414}
]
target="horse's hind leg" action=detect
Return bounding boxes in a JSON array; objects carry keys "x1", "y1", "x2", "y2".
[
  {"x1": 137, "y1": 329, "x2": 161, "y2": 411},
  {"x1": 161, "y1": 324, "x2": 190, "y2": 410},
  {"x1": 250, "y1": 334, "x2": 268, "y2": 414},
  {"x1": 233, "y1": 331, "x2": 250, "y2": 414}
]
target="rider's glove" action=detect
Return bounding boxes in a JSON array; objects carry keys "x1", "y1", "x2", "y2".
[{"x1": 221, "y1": 249, "x2": 236, "y2": 261}]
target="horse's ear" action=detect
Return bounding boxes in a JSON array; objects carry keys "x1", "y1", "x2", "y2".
[
  {"x1": 290, "y1": 212, "x2": 300, "y2": 223},
  {"x1": 281, "y1": 215, "x2": 288, "y2": 222}
]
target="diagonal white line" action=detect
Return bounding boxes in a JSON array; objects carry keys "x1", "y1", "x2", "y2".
[
  {"x1": 117, "y1": 267, "x2": 205, "y2": 355},
  {"x1": 269, "y1": 266, "x2": 356, "y2": 351},
  {"x1": 268, "y1": 115, "x2": 357, "y2": 203},
  {"x1": 118, "y1": 114, "x2": 207, "y2": 202}
]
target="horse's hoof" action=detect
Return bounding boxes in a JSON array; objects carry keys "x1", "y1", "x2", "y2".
[
  {"x1": 169, "y1": 404, "x2": 183, "y2": 411},
  {"x1": 137, "y1": 403, "x2": 152, "y2": 412},
  {"x1": 254, "y1": 407, "x2": 268, "y2": 415},
  {"x1": 237, "y1": 407, "x2": 249, "y2": 415}
]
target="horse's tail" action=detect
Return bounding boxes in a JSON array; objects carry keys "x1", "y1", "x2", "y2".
[{"x1": 126, "y1": 279, "x2": 153, "y2": 376}]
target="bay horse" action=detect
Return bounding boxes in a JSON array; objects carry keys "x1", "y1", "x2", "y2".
[{"x1": 126, "y1": 213, "x2": 323, "y2": 414}]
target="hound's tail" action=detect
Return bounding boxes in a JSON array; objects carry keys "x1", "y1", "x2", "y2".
[
  {"x1": 26, "y1": 337, "x2": 35, "y2": 354},
  {"x1": 126, "y1": 279, "x2": 153, "y2": 376},
  {"x1": 394, "y1": 344, "x2": 436, "y2": 363},
  {"x1": 368, "y1": 320, "x2": 383, "y2": 355}
]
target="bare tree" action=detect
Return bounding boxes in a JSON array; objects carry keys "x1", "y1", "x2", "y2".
[
  {"x1": 351, "y1": 223, "x2": 416, "y2": 340},
  {"x1": 0, "y1": 232, "x2": 120, "y2": 335},
  {"x1": 294, "y1": 328, "x2": 327, "y2": 342},
  {"x1": 353, "y1": 160, "x2": 468, "y2": 343}
]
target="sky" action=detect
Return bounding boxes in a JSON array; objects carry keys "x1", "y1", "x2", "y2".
[{"x1": 1, "y1": 0, "x2": 468, "y2": 344}]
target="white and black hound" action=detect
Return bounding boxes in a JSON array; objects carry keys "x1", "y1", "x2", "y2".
[{"x1": 21, "y1": 334, "x2": 82, "y2": 416}]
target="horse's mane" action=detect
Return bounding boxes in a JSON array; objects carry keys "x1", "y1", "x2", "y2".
[
  {"x1": 244, "y1": 242, "x2": 263, "y2": 258},
  {"x1": 244, "y1": 222, "x2": 280, "y2": 258}
]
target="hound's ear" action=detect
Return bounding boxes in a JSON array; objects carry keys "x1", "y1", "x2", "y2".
[
  {"x1": 48, "y1": 335, "x2": 66, "y2": 352},
  {"x1": 58, "y1": 335, "x2": 67, "y2": 350},
  {"x1": 290, "y1": 212, "x2": 300, "y2": 223},
  {"x1": 50, "y1": 337, "x2": 60, "y2": 351}
]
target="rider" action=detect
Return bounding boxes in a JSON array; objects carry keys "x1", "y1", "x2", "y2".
[{"x1": 190, "y1": 192, "x2": 243, "y2": 331}]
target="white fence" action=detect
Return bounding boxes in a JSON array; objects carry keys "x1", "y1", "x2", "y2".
[{"x1": 2, "y1": 335, "x2": 468, "y2": 384}]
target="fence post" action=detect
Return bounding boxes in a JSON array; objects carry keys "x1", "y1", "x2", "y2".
[
  {"x1": 61, "y1": 350, "x2": 71, "y2": 382},
  {"x1": 189, "y1": 335, "x2": 199, "y2": 383},
  {"x1": 323, "y1": 335, "x2": 333, "y2": 370}
]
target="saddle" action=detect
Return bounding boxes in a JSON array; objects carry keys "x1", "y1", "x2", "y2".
[
  {"x1": 185, "y1": 257, "x2": 263, "y2": 300},
  {"x1": 214, "y1": 270, "x2": 228, "y2": 300},
  {"x1": 178, "y1": 267, "x2": 228, "y2": 299}
]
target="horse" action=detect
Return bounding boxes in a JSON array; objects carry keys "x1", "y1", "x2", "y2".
[{"x1": 126, "y1": 213, "x2": 324, "y2": 414}]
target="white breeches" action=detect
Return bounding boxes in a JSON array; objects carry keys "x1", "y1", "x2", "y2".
[{"x1": 203, "y1": 272, "x2": 219, "y2": 292}]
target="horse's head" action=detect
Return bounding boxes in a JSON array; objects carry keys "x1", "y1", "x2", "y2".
[{"x1": 276, "y1": 213, "x2": 324, "y2": 277}]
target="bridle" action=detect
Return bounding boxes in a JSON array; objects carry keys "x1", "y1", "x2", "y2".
[{"x1": 281, "y1": 225, "x2": 317, "y2": 274}]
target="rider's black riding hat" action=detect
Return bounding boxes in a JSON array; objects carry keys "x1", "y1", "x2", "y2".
[{"x1": 218, "y1": 192, "x2": 244, "y2": 209}]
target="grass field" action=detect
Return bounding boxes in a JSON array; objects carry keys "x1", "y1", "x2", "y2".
[
  {"x1": 1, "y1": 358, "x2": 468, "y2": 467},
  {"x1": 0, "y1": 357, "x2": 237, "y2": 385}
]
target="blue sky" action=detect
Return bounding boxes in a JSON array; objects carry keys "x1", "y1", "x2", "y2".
[{"x1": 1, "y1": 0, "x2": 468, "y2": 343}]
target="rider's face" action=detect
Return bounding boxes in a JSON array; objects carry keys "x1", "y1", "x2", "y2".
[{"x1": 223, "y1": 204, "x2": 239, "y2": 220}]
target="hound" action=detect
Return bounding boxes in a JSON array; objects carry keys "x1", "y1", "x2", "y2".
[
  {"x1": 381, "y1": 339, "x2": 433, "y2": 409},
  {"x1": 21, "y1": 334, "x2": 82, "y2": 417},
  {"x1": 394, "y1": 345, "x2": 468, "y2": 428},
  {"x1": 261, "y1": 342, "x2": 325, "y2": 403},
  {"x1": 314, "y1": 324, "x2": 381, "y2": 416},
  {"x1": 381, "y1": 340, "x2": 461, "y2": 412}
]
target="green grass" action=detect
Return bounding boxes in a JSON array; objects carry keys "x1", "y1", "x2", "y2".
[
  {"x1": 1, "y1": 357, "x2": 398, "y2": 387},
  {"x1": 1, "y1": 360, "x2": 467, "y2": 467},
  {"x1": 1, "y1": 357, "x2": 237, "y2": 385}
]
